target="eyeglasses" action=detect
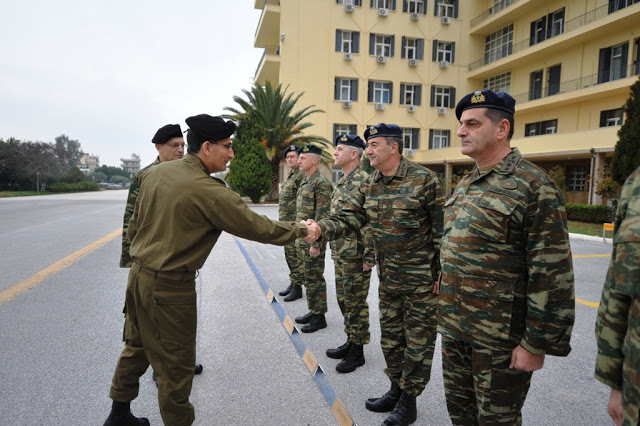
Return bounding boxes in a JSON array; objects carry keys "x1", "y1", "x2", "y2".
[{"x1": 215, "y1": 142, "x2": 233, "y2": 150}]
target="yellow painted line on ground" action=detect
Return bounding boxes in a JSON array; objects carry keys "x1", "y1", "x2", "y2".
[
  {"x1": 0, "y1": 228, "x2": 122, "y2": 306},
  {"x1": 576, "y1": 297, "x2": 600, "y2": 308},
  {"x1": 573, "y1": 254, "x2": 611, "y2": 258}
]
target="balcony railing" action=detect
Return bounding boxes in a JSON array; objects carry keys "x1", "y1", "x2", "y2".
[{"x1": 471, "y1": 0, "x2": 519, "y2": 27}]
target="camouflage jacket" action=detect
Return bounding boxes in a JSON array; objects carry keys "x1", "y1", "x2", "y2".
[
  {"x1": 296, "y1": 169, "x2": 333, "y2": 249},
  {"x1": 329, "y1": 166, "x2": 375, "y2": 264},
  {"x1": 119, "y1": 157, "x2": 161, "y2": 268},
  {"x1": 318, "y1": 157, "x2": 444, "y2": 292},
  {"x1": 279, "y1": 168, "x2": 304, "y2": 221},
  {"x1": 438, "y1": 148, "x2": 575, "y2": 355},
  {"x1": 595, "y1": 166, "x2": 640, "y2": 390}
]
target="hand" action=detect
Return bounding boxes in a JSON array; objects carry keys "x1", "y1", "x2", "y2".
[
  {"x1": 303, "y1": 219, "x2": 321, "y2": 243},
  {"x1": 363, "y1": 263, "x2": 374, "y2": 272},
  {"x1": 509, "y1": 345, "x2": 545, "y2": 371},
  {"x1": 309, "y1": 246, "x2": 321, "y2": 257},
  {"x1": 607, "y1": 388, "x2": 623, "y2": 426},
  {"x1": 432, "y1": 280, "x2": 440, "y2": 295}
]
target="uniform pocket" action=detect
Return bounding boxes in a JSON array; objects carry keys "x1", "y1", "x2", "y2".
[
  {"x1": 152, "y1": 290, "x2": 197, "y2": 345},
  {"x1": 467, "y1": 192, "x2": 518, "y2": 244},
  {"x1": 393, "y1": 198, "x2": 421, "y2": 229},
  {"x1": 460, "y1": 279, "x2": 514, "y2": 344}
]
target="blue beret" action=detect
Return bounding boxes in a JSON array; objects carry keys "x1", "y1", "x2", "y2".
[
  {"x1": 335, "y1": 134, "x2": 366, "y2": 149},
  {"x1": 455, "y1": 90, "x2": 516, "y2": 121},
  {"x1": 185, "y1": 114, "x2": 236, "y2": 141},
  {"x1": 299, "y1": 144, "x2": 322, "y2": 155},
  {"x1": 152, "y1": 124, "x2": 182, "y2": 144},
  {"x1": 283, "y1": 145, "x2": 300, "y2": 158},
  {"x1": 364, "y1": 123, "x2": 403, "y2": 141}
]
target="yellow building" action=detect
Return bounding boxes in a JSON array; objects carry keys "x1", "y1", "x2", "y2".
[{"x1": 254, "y1": 0, "x2": 640, "y2": 204}]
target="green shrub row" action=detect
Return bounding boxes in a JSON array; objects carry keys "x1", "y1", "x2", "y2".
[
  {"x1": 566, "y1": 203, "x2": 613, "y2": 224},
  {"x1": 48, "y1": 182, "x2": 101, "y2": 193}
]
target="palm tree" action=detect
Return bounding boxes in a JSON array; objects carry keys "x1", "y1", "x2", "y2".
[{"x1": 224, "y1": 82, "x2": 330, "y2": 202}]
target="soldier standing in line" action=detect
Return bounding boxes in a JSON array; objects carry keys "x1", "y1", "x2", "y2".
[
  {"x1": 278, "y1": 144, "x2": 305, "y2": 302},
  {"x1": 595, "y1": 165, "x2": 640, "y2": 426},
  {"x1": 438, "y1": 89, "x2": 575, "y2": 425},
  {"x1": 104, "y1": 114, "x2": 313, "y2": 426},
  {"x1": 323, "y1": 134, "x2": 375, "y2": 373},
  {"x1": 306, "y1": 123, "x2": 444, "y2": 426},
  {"x1": 119, "y1": 124, "x2": 204, "y2": 380},
  {"x1": 293, "y1": 144, "x2": 333, "y2": 333}
]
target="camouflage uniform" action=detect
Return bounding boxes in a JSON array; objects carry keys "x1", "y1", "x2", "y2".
[
  {"x1": 120, "y1": 157, "x2": 161, "y2": 268},
  {"x1": 595, "y1": 165, "x2": 640, "y2": 426},
  {"x1": 279, "y1": 168, "x2": 305, "y2": 285},
  {"x1": 438, "y1": 148, "x2": 575, "y2": 425},
  {"x1": 318, "y1": 157, "x2": 444, "y2": 396},
  {"x1": 329, "y1": 165, "x2": 375, "y2": 345},
  {"x1": 296, "y1": 169, "x2": 333, "y2": 314}
]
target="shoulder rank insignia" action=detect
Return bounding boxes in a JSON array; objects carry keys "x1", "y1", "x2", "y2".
[{"x1": 470, "y1": 91, "x2": 485, "y2": 104}]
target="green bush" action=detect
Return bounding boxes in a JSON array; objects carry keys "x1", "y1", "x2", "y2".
[
  {"x1": 49, "y1": 181, "x2": 101, "y2": 193},
  {"x1": 565, "y1": 203, "x2": 613, "y2": 223}
]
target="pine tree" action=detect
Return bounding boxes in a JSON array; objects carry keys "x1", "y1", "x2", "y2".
[{"x1": 611, "y1": 76, "x2": 640, "y2": 185}]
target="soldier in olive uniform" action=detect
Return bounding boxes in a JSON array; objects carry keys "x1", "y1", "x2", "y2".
[
  {"x1": 438, "y1": 90, "x2": 575, "y2": 425},
  {"x1": 306, "y1": 123, "x2": 444, "y2": 426},
  {"x1": 294, "y1": 144, "x2": 334, "y2": 333},
  {"x1": 595, "y1": 165, "x2": 640, "y2": 426},
  {"x1": 278, "y1": 144, "x2": 305, "y2": 301},
  {"x1": 104, "y1": 114, "x2": 312, "y2": 426},
  {"x1": 324, "y1": 134, "x2": 375, "y2": 373}
]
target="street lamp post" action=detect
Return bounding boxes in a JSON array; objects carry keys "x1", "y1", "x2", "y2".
[
  {"x1": 36, "y1": 172, "x2": 40, "y2": 194},
  {"x1": 588, "y1": 148, "x2": 595, "y2": 205}
]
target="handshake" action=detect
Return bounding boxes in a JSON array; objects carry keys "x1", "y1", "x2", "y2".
[{"x1": 301, "y1": 219, "x2": 321, "y2": 243}]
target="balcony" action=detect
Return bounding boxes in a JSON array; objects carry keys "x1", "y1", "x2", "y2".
[
  {"x1": 471, "y1": 0, "x2": 519, "y2": 28},
  {"x1": 254, "y1": 49, "x2": 280, "y2": 86},
  {"x1": 254, "y1": 0, "x2": 280, "y2": 49}
]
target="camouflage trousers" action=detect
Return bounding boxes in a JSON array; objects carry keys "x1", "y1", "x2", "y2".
[
  {"x1": 441, "y1": 336, "x2": 532, "y2": 425},
  {"x1": 110, "y1": 263, "x2": 197, "y2": 426},
  {"x1": 284, "y1": 241, "x2": 303, "y2": 284},
  {"x1": 379, "y1": 286, "x2": 438, "y2": 396},
  {"x1": 332, "y1": 256, "x2": 371, "y2": 345},
  {"x1": 297, "y1": 242, "x2": 327, "y2": 314},
  {"x1": 621, "y1": 356, "x2": 640, "y2": 426}
]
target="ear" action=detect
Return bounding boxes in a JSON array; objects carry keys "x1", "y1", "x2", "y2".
[
  {"x1": 497, "y1": 119, "x2": 510, "y2": 141},
  {"x1": 155, "y1": 144, "x2": 162, "y2": 154}
]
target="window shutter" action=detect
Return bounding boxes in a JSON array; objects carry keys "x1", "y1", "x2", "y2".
[
  {"x1": 349, "y1": 125, "x2": 357, "y2": 134},
  {"x1": 429, "y1": 129, "x2": 434, "y2": 149},
  {"x1": 389, "y1": 83, "x2": 393, "y2": 104},
  {"x1": 450, "y1": 87, "x2": 456, "y2": 108},
  {"x1": 355, "y1": 0, "x2": 362, "y2": 5},
  {"x1": 369, "y1": 34, "x2": 375, "y2": 55},
  {"x1": 333, "y1": 124, "x2": 338, "y2": 139},
  {"x1": 430, "y1": 86, "x2": 436, "y2": 106},
  {"x1": 391, "y1": 0, "x2": 397, "y2": 10},
  {"x1": 433, "y1": 0, "x2": 438, "y2": 16},
  {"x1": 353, "y1": 32, "x2": 360, "y2": 53},
  {"x1": 621, "y1": 42, "x2": 629, "y2": 79},
  {"x1": 415, "y1": 85, "x2": 422, "y2": 105},
  {"x1": 370, "y1": 0, "x2": 374, "y2": 7},
  {"x1": 390, "y1": 35, "x2": 395, "y2": 57},
  {"x1": 432, "y1": 40, "x2": 438, "y2": 61},
  {"x1": 334, "y1": 78, "x2": 340, "y2": 100},
  {"x1": 401, "y1": 36, "x2": 406, "y2": 59},
  {"x1": 453, "y1": 0, "x2": 458, "y2": 18},
  {"x1": 368, "y1": 81, "x2": 374, "y2": 102},
  {"x1": 451, "y1": 42, "x2": 455, "y2": 63},
  {"x1": 400, "y1": 84, "x2": 406, "y2": 104},
  {"x1": 402, "y1": 0, "x2": 408, "y2": 12},
  {"x1": 597, "y1": 47, "x2": 608, "y2": 84},
  {"x1": 352, "y1": 80, "x2": 359, "y2": 101},
  {"x1": 417, "y1": 39, "x2": 424, "y2": 60},
  {"x1": 422, "y1": 0, "x2": 427, "y2": 14},
  {"x1": 412, "y1": 129, "x2": 419, "y2": 149},
  {"x1": 336, "y1": 30, "x2": 342, "y2": 52},
  {"x1": 529, "y1": 21, "x2": 536, "y2": 46}
]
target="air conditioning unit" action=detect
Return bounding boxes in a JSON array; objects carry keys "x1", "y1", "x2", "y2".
[
  {"x1": 438, "y1": 106, "x2": 447, "y2": 114},
  {"x1": 375, "y1": 103, "x2": 385, "y2": 111},
  {"x1": 439, "y1": 60, "x2": 449, "y2": 68},
  {"x1": 441, "y1": 16, "x2": 451, "y2": 24},
  {"x1": 344, "y1": 52, "x2": 353, "y2": 60},
  {"x1": 408, "y1": 58, "x2": 418, "y2": 66},
  {"x1": 407, "y1": 105, "x2": 415, "y2": 112},
  {"x1": 342, "y1": 101, "x2": 352, "y2": 108},
  {"x1": 377, "y1": 55, "x2": 387, "y2": 63},
  {"x1": 345, "y1": 4, "x2": 355, "y2": 12},
  {"x1": 405, "y1": 149, "x2": 414, "y2": 157},
  {"x1": 411, "y1": 12, "x2": 420, "y2": 20},
  {"x1": 378, "y1": 8, "x2": 389, "y2": 16}
]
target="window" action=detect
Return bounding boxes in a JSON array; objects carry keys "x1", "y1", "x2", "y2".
[
  {"x1": 435, "y1": 0, "x2": 458, "y2": 18},
  {"x1": 371, "y1": 0, "x2": 396, "y2": 9},
  {"x1": 529, "y1": 70, "x2": 543, "y2": 100},
  {"x1": 337, "y1": 0, "x2": 363, "y2": 4},
  {"x1": 400, "y1": 84, "x2": 422, "y2": 105},
  {"x1": 491, "y1": 0, "x2": 513, "y2": 14},
  {"x1": 402, "y1": 128, "x2": 420, "y2": 150},
  {"x1": 485, "y1": 24, "x2": 513, "y2": 64},
  {"x1": 401, "y1": 37, "x2": 424, "y2": 60},
  {"x1": 403, "y1": 0, "x2": 426, "y2": 14},
  {"x1": 429, "y1": 130, "x2": 450, "y2": 149},
  {"x1": 600, "y1": 109, "x2": 624, "y2": 127},
  {"x1": 336, "y1": 30, "x2": 360, "y2": 53},
  {"x1": 369, "y1": 34, "x2": 395, "y2": 57},
  {"x1": 548, "y1": 64, "x2": 561, "y2": 96},
  {"x1": 430, "y1": 86, "x2": 456, "y2": 108},
  {"x1": 524, "y1": 120, "x2": 558, "y2": 137},
  {"x1": 530, "y1": 17, "x2": 546, "y2": 45},
  {"x1": 530, "y1": 8, "x2": 565, "y2": 46},
  {"x1": 548, "y1": 9, "x2": 565, "y2": 38},
  {"x1": 333, "y1": 124, "x2": 358, "y2": 140},
  {"x1": 566, "y1": 166, "x2": 587, "y2": 192},
  {"x1": 334, "y1": 78, "x2": 359, "y2": 101},
  {"x1": 484, "y1": 72, "x2": 511, "y2": 93},
  {"x1": 432, "y1": 40, "x2": 455, "y2": 63},
  {"x1": 598, "y1": 42, "x2": 629, "y2": 83},
  {"x1": 608, "y1": 0, "x2": 640, "y2": 13},
  {"x1": 332, "y1": 166, "x2": 344, "y2": 184},
  {"x1": 368, "y1": 80, "x2": 393, "y2": 103}
]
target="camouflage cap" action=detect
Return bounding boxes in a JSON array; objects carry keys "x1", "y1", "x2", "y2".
[
  {"x1": 455, "y1": 89, "x2": 516, "y2": 121},
  {"x1": 335, "y1": 134, "x2": 366, "y2": 149},
  {"x1": 300, "y1": 144, "x2": 322, "y2": 155},
  {"x1": 152, "y1": 124, "x2": 182, "y2": 144},
  {"x1": 185, "y1": 114, "x2": 236, "y2": 141},
  {"x1": 283, "y1": 145, "x2": 300, "y2": 158},
  {"x1": 364, "y1": 123, "x2": 402, "y2": 141}
]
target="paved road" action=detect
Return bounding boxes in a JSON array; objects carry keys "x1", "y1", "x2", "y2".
[{"x1": 0, "y1": 191, "x2": 615, "y2": 425}]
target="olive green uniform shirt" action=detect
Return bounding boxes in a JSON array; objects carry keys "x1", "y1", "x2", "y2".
[{"x1": 279, "y1": 168, "x2": 304, "y2": 221}]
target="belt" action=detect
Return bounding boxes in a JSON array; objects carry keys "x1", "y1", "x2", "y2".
[{"x1": 138, "y1": 265, "x2": 197, "y2": 281}]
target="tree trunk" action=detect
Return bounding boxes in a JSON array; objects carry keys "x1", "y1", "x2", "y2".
[{"x1": 264, "y1": 156, "x2": 281, "y2": 202}]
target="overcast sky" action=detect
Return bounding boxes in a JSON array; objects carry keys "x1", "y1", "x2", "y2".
[{"x1": 0, "y1": 1, "x2": 263, "y2": 167}]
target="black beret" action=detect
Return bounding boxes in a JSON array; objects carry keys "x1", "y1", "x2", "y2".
[
  {"x1": 185, "y1": 114, "x2": 236, "y2": 141},
  {"x1": 299, "y1": 144, "x2": 322, "y2": 155},
  {"x1": 364, "y1": 123, "x2": 403, "y2": 141},
  {"x1": 152, "y1": 124, "x2": 182, "y2": 144},
  {"x1": 455, "y1": 90, "x2": 516, "y2": 121},
  {"x1": 283, "y1": 145, "x2": 300, "y2": 158},
  {"x1": 335, "y1": 134, "x2": 366, "y2": 149}
]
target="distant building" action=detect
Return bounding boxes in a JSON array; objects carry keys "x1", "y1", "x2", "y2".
[
  {"x1": 78, "y1": 152, "x2": 100, "y2": 175},
  {"x1": 121, "y1": 153, "x2": 141, "y2": 176}
]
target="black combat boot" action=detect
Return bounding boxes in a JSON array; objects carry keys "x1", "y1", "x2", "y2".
[
  {"x1": 103, "y1": 401, "x2": 150, "y2": 426},
  {"x1": 382, "y1": 392, "x2": 417, "y2": 425},
  {"x1": 194, "y1": 363, "x2": 203, "y2": 375},
  {"x1": 365, "y1": 381, "x2": 401, "y2": 412},
  {"x1": 284, "y1": 284, "x2": 303, "y2": 302},
  {"x1": 295, "y1": 311, "x2": 314, "y2": 324},
  {"x1": 326, "y1": 336, "x2": 351, "y2": 359},
  {"x1": 279, "y1": 282, "x2": 295, "y2": 296},
  {"x1": 301, "y1": 314, "x2": 327, "y2": 333},
  {"x1": 336, "y1": 343, "x2": 365, "y2": 373}
]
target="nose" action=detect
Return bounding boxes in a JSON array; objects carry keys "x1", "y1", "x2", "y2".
[
  {"x1": 456, "y1": 124, "x2": 466, "y2": 138},
  {"x1": 228, "y1": 146, "x2": 235, "y2": 160}
]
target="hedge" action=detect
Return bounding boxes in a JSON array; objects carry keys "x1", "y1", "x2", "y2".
[
  {"x1": 48, "y1": 182, "x2": 101, "y2": 193},
  {"x1": 566, "y1": 203, "x2": 613, "y2": 224}
]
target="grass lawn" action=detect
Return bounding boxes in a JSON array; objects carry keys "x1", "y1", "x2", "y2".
[
  {"x1": 568, "y1": 220, "x2": 612, "y2": 238},
  {"x1": 0, "y1": 191, "x2": 51, "y2": 198}
]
